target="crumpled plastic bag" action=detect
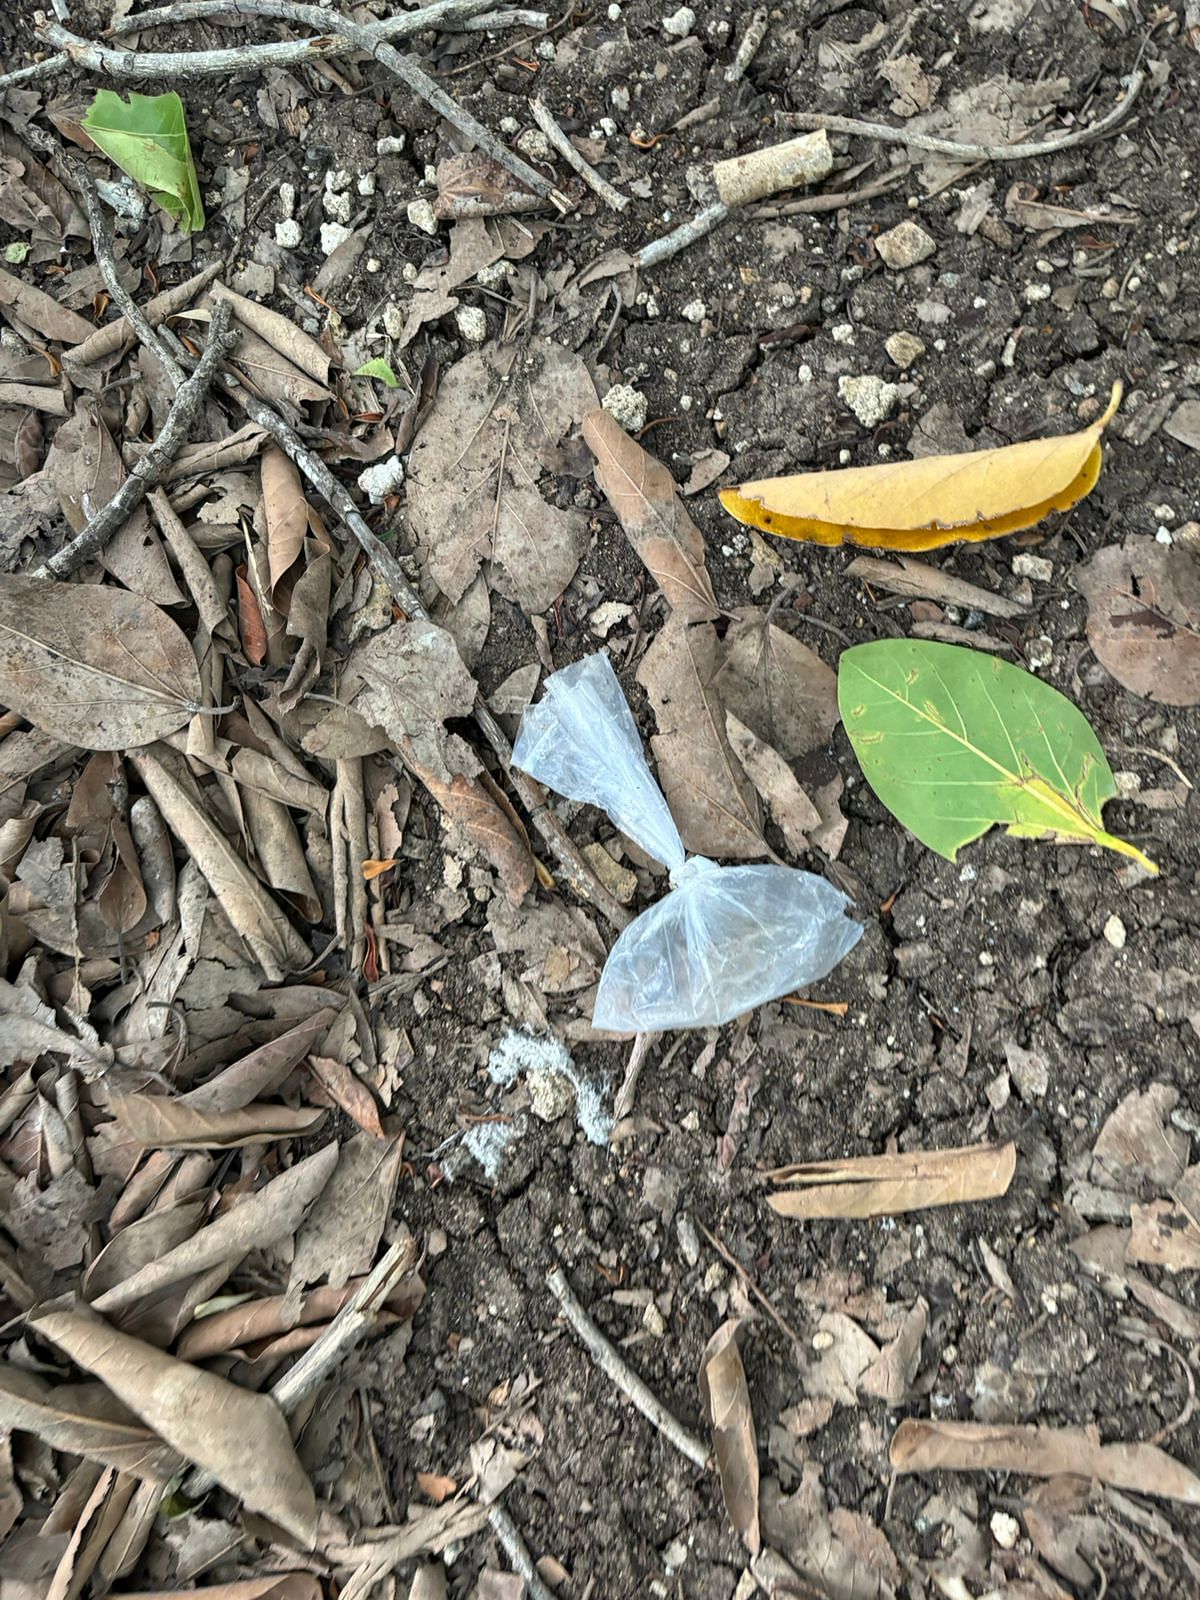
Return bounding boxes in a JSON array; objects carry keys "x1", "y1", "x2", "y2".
[{"x1": 513, "y1": 652, "x2": 863, "y2": 1032}]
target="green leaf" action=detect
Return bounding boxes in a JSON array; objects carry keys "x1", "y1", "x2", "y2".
[
  {"x1": 838, "y1": 639, "x2": 1156, "y2": 875},
  {"x1": 354, "y1": 358, "x2": 401, "y2": 388},
  {"x1": 82, "y1": 90, "x2": 204, "y2": 234}
]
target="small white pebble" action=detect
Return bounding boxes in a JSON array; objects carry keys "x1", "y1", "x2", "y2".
[
  {"x1": 278, "y1": 181, "x2": 296, "y2": 217},
  {"x1": 643, "y1": 1302, "x2": 667, "y2": 1338},
  {"x1": 602, "y1": 383, "x2": 648, "y2": 433},
  {"x1": 376, "y1": 134, "x2": 406, "y2": 156},
  {"x1": 662, "y1": 4, "x2": 695, "y2": 36},
  {"x1": 838, "y1": 374, "x2": 899, "y2": 429},
  {"x1": 406, "y1": 197, "x2": 439, "y2": 235},
  {"x1": 1024, "y1": 282, "x2": 1052, "y2": 303},
  {"x1": 319, "y1": 220, "x2": 352, "y2": 255},
  {"x1": 357, "y1": 456, "x2": 405, "y2": 504},
  {"x1": 1026, "y1": 635, "x2": 1054, "y2": 669},
  {"x1": 831, "y1": 322, "x2": 856, "y2": 345},
  {"x1": 325, "y1": 168, "x2": 351, "y2": 193},
  {"x1": 357, "y1": 171, "x2": 376, "y2": 196},
  {"x1": 607, "y1": 1, "x2": 622, "y2": 15},
  {"x1": 322, "y1": 189, "x2": 352, "y2": 223},
  {"x1": 455, "y1": 305, "x2": 488, "y2": 343},
  {"x1": 681, "y1": 298, "x2": 707, "y2": 323},
  {"x1": 990, "y1": 1512, "x2": 1020, "y2": 1550},
  {"x1": 1012, "y1": 552, "x2": 1053, "y2": 583},
  {"x1": 366, "y1": 256, "x2": 382, "y2": 273},
  {"x1": 1103, "y1": 914, "x2": 1127, "y2": 950},
  {"x1": 499, "y1": 115, "x2": 520, "y2": 135},
  {"x1": 274, "y1": 218, "x2": 302, "y2": 248},
  {"x1": 516, "y1": 127, "x2": 554, "y2": 164},
  {"x1": 1156, "y1": 526, "x2": 1173, "y2": 545}
]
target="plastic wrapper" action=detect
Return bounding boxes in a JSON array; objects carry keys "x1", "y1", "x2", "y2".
[{"x1": 513, "y1": 652, "x2": 863, "y2": 1032}]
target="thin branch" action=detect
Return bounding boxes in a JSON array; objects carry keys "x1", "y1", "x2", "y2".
[
  {"x1": 112, "y1": 0, "x2": 497, "y2": 32},
  {"x1": 0, "y1": 55, "x2": 66, "y2": 91},
  {"x1": 31, "y1": 299, "x2": 237, "y2": 582},
  {"x1": 612, "y1": 1031, "x2": 655, "y2": 1127},
  {"x1": 38, "y1": 7, "x2": 570, "y2": 209},
  {"x1": 782, "y1": 68, "x2": 1147, "y2": 161},
  {"x1": 637, "y1": 201, "x2": 729, "y2": 270},
  {"x1": 530, "y1": 97, "x2": 629, "y2": 212},
  {"x1": 486, "y1": 1506, "x2": 557, "y2": 1600},
  {"x1": 546, "y1": 1266, "x2": 710, "y2": 1470},
  {"x1": 67, "y1": 159, "x2": 186, "y2": 392},
  {"x1": 218, "y1": 372, "x2": 632, "y2": 934}
]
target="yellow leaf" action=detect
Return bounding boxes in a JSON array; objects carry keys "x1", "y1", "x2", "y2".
[{"x1": 720, "y1": 384, "x2": 1121, "y2": 552}]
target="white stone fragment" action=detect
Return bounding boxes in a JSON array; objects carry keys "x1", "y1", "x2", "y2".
[
  {"x1": 1012, "y1": 552, "x2": 1053, "y2": 583},
  {"x1": 681, "y1": 297, "x2": 707, "y2": 323},
  {"x1": 455, "y1": 305, "x2": 487, "y2": 343},
  {"x1": 406, "y1": 197, "x2": 439, "y2": 235},
  {"x1": 875, "y1": 220, "x2": 936, "y2": 269},
  {"x1": 885, "y1": 331, "x2": 925, "y2": 368},
  {"x1": 275, "y1": 218, "x2": 302, "y2": 248},
  {"x1": 838, "y1": 374, "x2": 899, "y2": 429},
  {"x1": 376, "y1": 134, "x2": 406, "y2": 156},
  {"x1": 319, "y1": 221, "x2": 352, "y2": 255},
  {"x1": 357, "y1": 456, "x2": 405, "y2": 504},
  {"x1": 990, "y1": 1512, "x2": 1020, "y2": 1550},
  {"x1": 602, "y1": 383, "x2": 648, "y2": 433},
  {"x1": 662, "y1": 4, "x2": 695, "y2": 35},
  {"x1": 1103, "y1": 914, "x2": 1127, "y2": 950}
]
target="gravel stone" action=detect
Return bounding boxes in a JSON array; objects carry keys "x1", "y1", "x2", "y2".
[
  {"x1": 838, "y1": 374, "x2": 900, "y2": 429},
  {"x1": 602, "y1": 383, "x2": 649, "y2": 433},
  {"x1": 875, "y1": 220, "x2": 936, "y2": 269}
]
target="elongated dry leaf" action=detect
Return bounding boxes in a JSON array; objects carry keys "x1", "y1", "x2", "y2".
[
  {"x1": 0, "y1": 263, "x2": 95, "y2": 344},
  {"x1": 212, "y1": 282, "x2": 330, "y2": 387},
  {"x1": 89, "y1": 1141, "x2": 338, "y2": 1314},
  {"x1": 0, "y1": 577, "x2": 200, "y2": 749},
  {"x1": 183, "y1": 1010, "x2": 337, "y2": 1114},
  {"x1": 109, "y1": 1094, "x2": 325, "y2": 1150},
  {"x1": 839, "y1": 639, "x2": 1156, "y2": 874},
  {"x1": 120, "y1": 1580, "x2": 321, "y2": 1600},
  {"x1": 583, "y1": 407, "x2": 717, "y2": 620},
  {"x1": 716, "y1": 610, "x2": 839, "y2": 761},
  {"x1": 0, "y1": 1367, "x2": 179, "y2": 1478},
  {"x1": 768, "y1": 1140, "x2": 1016, "y2": 1218},
  {"x1": 128, "y1": 746, "x2": 311, "y2": 980},
  {"x1": 1076, "y1": 538, "x2": 1200, "y2": 706},
  {"x1": 725, "y1": 711, "x2": 820, "y2": 858},
  {"x1": 699, "y1": 1320, "x2": 760, "y2": 1554},
  {"x1": 288, "y1": 1133, "x2": 402, "y2": 1297},
  {"x1": 415, "y1": 762, "x2": 534, "y2": 904},
  {"x1": 347, "y1": 619, "x2": 478, "y2": 784},
  {"x1": 721, "y1": 386, "x2": 1121, "y2": 551},
  {"x1": 637, "y1": 615, "x2": 764, "y2": 859},
  {"x1": 35, "y1": 1311, "x2": 319, "y2": 1544},
  {"x1": 261, "y1": 445, "x2": 308, "y2": 599},
  {"x1": 890, "y1": 1419, "x2": 1200, "y2": 1508},
  {"x1": 82, "y1": 1198, "x2": 208, "y2": 1304}
]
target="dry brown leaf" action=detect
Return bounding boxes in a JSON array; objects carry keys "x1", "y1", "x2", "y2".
[
  {"x1": 699, "y1": 1319, "x2": 760, "y2": 1554},
  {"x1": 859, "y1": 1297, "x2": 927, "y2": 1404},
  {"x1": 261, "y1": 445, "x2": 307, "y2": 600},
  {"x1": 0, "y1": 127, "x2": 85, "y2": 241},
  {"x1": 637, "y1": 615, "x2": 764, "y2": 859},
  {"x1": 183, "y1": 1009, "x2": 337, "y2": 1114},
  {"x1": 35, "y1": 1310, "x2": 320, "y2": 1545},
  {"x1": 108, "y1": 1094, "x2": 325, "y2": 1150},
  {"x1": 804, "y1": 1312, "x2": 880, "y2": 1407},
  {"x1": 721, "y1": 385, "x2": 1121, "y2": 551},
  {"x1": 82, "y1": 1197, "x2": 209, "y2": 1305},
  {"x1": 0, "y1": 1431, "x2": 18, "y2": 1545},
  {"x1": 416, "y1": 1472, "x2": 458, "y2": 1505},
  {"x1": 176, "y1": 1275, "x2": 421, "y2": 1363},
  {"x1": 1069, "y1": 1226, "x2": 1200, "y2": 1340},
  {"x1": 768, "y1": 1140, "x2": 1016, "y2": 1218},
  {"x1": 307, "y1": 1054, "x2": 385, "y2": 1138},
  {"x1": 212, "y1": 284, "x2": 330, "y2": 387},
  {"x1": 583, "y1": 407, "x2": 718, "y2": 620},
  {"x1": 398, "y1": 217, "x2": 540, "y2": 346},
  {"x1": 288, "y1": 1133, "x2": 403, "y2": 1296},
  {"x1": 346, "y1": 619, "x2": 478, "y2": 784},
  {"x1": 725, "y1": 712, "x2": 821, "y2": 857},
  {"x1": 416, "y1": 765, "x2": 534, "y2": 905},
  {"x1": 128, "y1": 746, "x2": 311, "y2": 981},
  {"x1": 760, "y1": 1468, "x2": 898, "y2": 1600},
  {"x1": 0, "y1": 263, "x2": 95, "y2": 344},
  {"x1": 1090, "y1": 1082, "x2": 1188, "y2": 1192},
  {"x1": 406, "y1": 338, "x2": 597, "y2": 614},
  {"x1": 116, "y1": 1580, "x2": 320, "y2": 1600},
  {"x1": 0, "y1": 1367, "x2": 179, "y2": 1478},
  {"x1": 0, "y1": 577, "x2": 199, "y2": 750},
  {"x1": 1128, "y1": 1166, "x2": 1200, "y2": 1271},
  {"x1": 716, "y1": 609, "x2": 840, "y2": 761},
  {"x1": 89, "y1": 1141, "x2": 338, "y2": 1315},
  {"x1": 846, "y1": 555, "x2": 1029, "y2": 619},
  {"x1": 1076, "y1": 538, "x2": 1200, "y2": 706},
  {"x1": 890, "y1": 1418, "x2": 1200, "y2": 1507}
]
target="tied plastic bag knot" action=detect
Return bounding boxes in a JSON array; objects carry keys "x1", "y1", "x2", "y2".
[
  {"x1": 670, "y1": 855, "x2": 720, "y2": 890},
  {"x1": 513, "y1": 652, "x2": 863, "y2": 1033}
]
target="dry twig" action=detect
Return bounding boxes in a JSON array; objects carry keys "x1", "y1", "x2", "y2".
[
  {"x1": 37, "y1": 7, "x2": 570, "y2": 209},
  {"x1": 546, "y1": 1266, "x2": 710, "y2": 1469},
  {"x1": 612, "y1": 1031, "x2": 656, "y2": 1126},
  {"x1": 530, "y1": 97, "x2": 629, "y2": 212},
  {"x1": 782, "y1": 69, "x2": 1147, "y2": 161},
  {"x1": 32, "y1": 299, "x2": 237, "y2": 582},
  {"x1": 486, "y1": 1506, "x2": 558, "y2": 1600}
]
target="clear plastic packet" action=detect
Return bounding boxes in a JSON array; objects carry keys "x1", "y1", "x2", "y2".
[{"x1": 513, "y1": 652, "x2": 863, "y2": 1032}]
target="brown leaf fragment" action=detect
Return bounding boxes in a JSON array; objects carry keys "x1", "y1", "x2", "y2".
[
  {"x1": 637, "y1": 615, "x2": 764, "y2": 859},
  {"x1": 0, "y1": 576, "x2": 200, "y2": 750},
  {"x1": 725, "y1": 711, "x2": 821, "y2": 857},
  {"x1": 89, "y1": 1141, "x2": 338, "y2": 1315},
  {"x1": 83, "y1": 1197, "x2": 209, "y2": 1305},
  {"x1": 261, "y1": 445, "x2": 308, "y2": 599},
  {"x1": 1076, "y1": 538, "x2": 1200, "y2": 705},
  {"x1": 768, "y1": 1141, "x2": 1016, "y2": 1219},
  {"x1": 890, "y1": 1418, "x2": 1200, "y2": 1507},
  {"x1": 0, "y1": 1367, "x2": 179, "y2": 1478},
  {"x1": 107, "y1": 1094, "x2": 325, "y2": 1150},
  {"x1": 288, "y1": 1133, "x2": 403, "y2": 1297},
  {"x1": 716, "y1": 610, "x2": 840, "y2": 760},
  {"x1": 846, "y1": 555, "x2": 1029, "y2": 619},
  {"x1": 699, "y1": 1319, "x2": 760, "y2": 1553},
  {"x1": 183, "y1": 1009, "x2": 338, "y2": 1114},
  {"x1": 1069, "y1": 1226, "x2": 1200, "y2": 1341},
  {"x1": 307, "y1": 1054, "x2": 385, "y2": 1138},
  {"x1": 416, "y1": 765, "x2": 535, "y2": 904},
  {"x1": 1128, "y1": 1167, "x2": 1200, "y2": 1272},
  {"x1": 583, "y1": 407, "x2": 718, "y2": 620},
  {"x1": 34, "y1": 1310, "x2": 320, "y2": 1545},
  {"x1": 4, "y1": 1168, "x2": 108, "y2": 1271},
  {"x1": 346, "y1": 619, "x2": 478, "y2": 784},
  {"x1": 760, "y1": 1468, "x2": 898, "y2": 1600},
  {"x1": 859, "y1": 1297, "x2": 928, "y2": 1404},
  {"x1": 212, "y1": 282, "x2": 331, "y2": 386},
  {"x1": 0, "y1": 264, "x2": 95, "y2": 344},
  {"x1": 1090, "y1": 1082, "x2": 1188, "y2": 1192}
]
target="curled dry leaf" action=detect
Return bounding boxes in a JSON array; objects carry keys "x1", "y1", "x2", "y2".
[
  {"x1": 1076, "y1": 537, "x2": 1200, "y2": 706},
  {"x1": 768, "y1": 1140, "x2": 1017, "y2": 1219},
  {"x1": 721, "y1": 385, "x2": 1121, "y2": 551},
  {"x1": 34, "y1": 1310, "x2": 320, "y2": 1545},
  {"x1": 0, "y1": 577, "x2": 200, "y2": 750},
  {"x1": 346, "y1": 619, "x2": 478, "y2": 784},
  {"x1": 699, "y1": 1320, "x2": 760, "y2": 1554},
  {"x1": 890, "y1": 1418, "x2": 1200, "y2": 1508},
  {"x1": 583, "y1": 407, "x2": 718, "y2": 620},
  {"x1": 637, "y1": 615, "x2": 764, "y2": 860},
  {"x1": 0, "y1": 262, "x2": 95, "y2": 345},
  {"x1": 716, "y1": 610, "x2": 839, "y2": 761},
  {"x1": 0, "y1": 1366, "x2": 180, "y2": 1478},
  {"x1": 107, "y1": 1093, "x2": 326, "y2": 1150}
]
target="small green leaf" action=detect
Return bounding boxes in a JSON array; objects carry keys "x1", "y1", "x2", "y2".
[
  {"x1": 4, "y1": 242, "x2": 29, "y2": 264},
  {"x1": 82, "y1": 90, "x2": 204, "y2": 234},
  {"x1": 354, "y1": 358, "x2": 401, "y2": 388},
  {"x1": 838, "y1": 639, "x2": 1155, "y2": 874}
]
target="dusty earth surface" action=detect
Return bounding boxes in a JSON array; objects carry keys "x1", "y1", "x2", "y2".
[{"x1": 2, "y1": 1, "x2": 1200, "y2": 1598}]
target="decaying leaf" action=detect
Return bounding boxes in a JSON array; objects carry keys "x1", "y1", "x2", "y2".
[
  {"x1": 699, "y1": 1320, "x2": 760, "y2": 1553},
  {"x1": 0, "y1": 263, "x2": 95, "y2": 345},
  {"x1": 107, "y1": 1093, "x2": 325, "y2": 1150},
  {"x1": 637, "y1": 615, "x2": 764, "y2": 859},
  {"x1": 35, "y1": 1311, "x2": 319, "y2": 1543},
  {"x1": 839, "y1": 639, "x2": 1156, "y2": 874},
  {"x1": 725, "y1": 712, "x2": 821, "y2": 858},
  {"x1": 0, "y1": 576, "x2": 200, "y2": 749},
  {"x1": 0, "y1": 1366, "x2": 179, "y2": 1478},
  {"x1": 345, "y1": 619, "x2": 478, "y2": 784},
  {"x1": 1090, "y1": 1083, "x2": 1188, "y2": 1192},
  {"x1": 583, "y1": 407, "x2": 718, "y2": 620},
  {"x1": 288, "y1": 1133, "x2": 403, "y2": 1297},
  {"x1": 716, "y1": 609, "x2": 840, "y2": 760},
  {"x1": 1076, "y1": 537, "x2": 1200, "y2": 706},
  {"x1": 890, "y1": 1418, "x2": 1200, "y2": 1507},
  {"x1": 721, "y1": 385, "x2": 1120, "y2": 551},
  {"x1": 406, "y1": 338, "x2": 597, "y2": 615},
  {"x1": 1128, "y1": 1165, "x2": 1200, "y2": 1272},
  {"x1": 859, "y1": 1297, "x2": 928, "y2": 1404},
  {"x1": 768, "y1": 1140, "x2": 1016, "y2": 1218}
]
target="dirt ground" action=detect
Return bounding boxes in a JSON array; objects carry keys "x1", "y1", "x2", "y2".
[{"x1": 3, "y1": 0, "x2": 1200, "y2": 1596}]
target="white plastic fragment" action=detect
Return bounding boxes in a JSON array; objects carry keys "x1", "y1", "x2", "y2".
[
  {"x1": 488, "y1": 1029, "x2": 612, "y2": 1144},
  {"x1": 513, "y1": 653, "x2": 863, "y2": 1032}
]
